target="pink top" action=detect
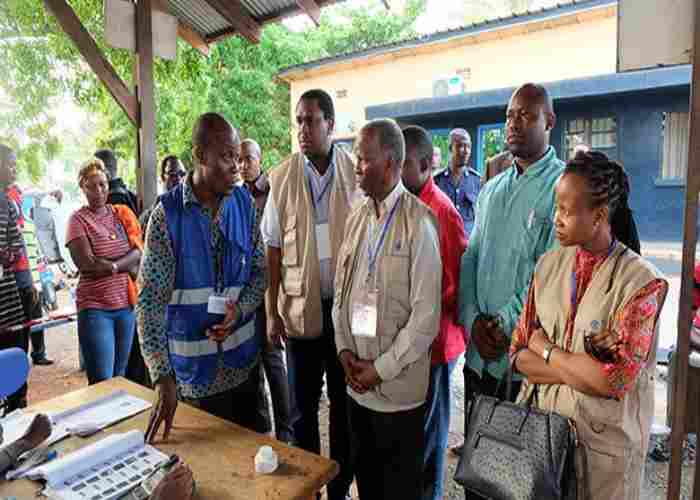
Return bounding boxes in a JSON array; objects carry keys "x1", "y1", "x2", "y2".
[{"x1": 66, "y1": 205, "x2": 131, "y2": 311}]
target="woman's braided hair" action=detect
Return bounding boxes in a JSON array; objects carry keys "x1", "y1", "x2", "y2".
[{"x1": 564, "y1": 150, "x2": 641, "y2": 254}]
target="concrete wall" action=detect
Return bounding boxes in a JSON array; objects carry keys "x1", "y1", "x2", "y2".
[{"x1": 288, "y1": 12, "x2": 617, "y2": 144}]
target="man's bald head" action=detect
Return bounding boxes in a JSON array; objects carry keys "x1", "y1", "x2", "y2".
[
  {"x1": 510, "y1": 83, "x2": 554, "y2": 116},
  {"x1": 192, "y1": 112, "x2": 238, "y2": 150},
  {"x1": 506, "y1": 83, "x2": 555, "y2": 167},
  {"x1": 191, "y1": 112, "x2": 241, "y2": 196}
]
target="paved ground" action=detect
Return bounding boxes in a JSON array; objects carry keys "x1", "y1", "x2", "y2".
[{"x1": 22, "y1": 242, "x2": 698, "y2": 498}]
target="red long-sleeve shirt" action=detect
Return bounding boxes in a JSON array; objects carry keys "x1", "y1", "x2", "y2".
[
  {"x1": 418, "y1": 176, "x2": 468, "y2": 365},
  {"x1": 5, "y1": 185, "x2": 30, "y2": 276}
]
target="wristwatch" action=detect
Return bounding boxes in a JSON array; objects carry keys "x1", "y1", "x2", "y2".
[{"x1": 542, "y1": 343, "x2": 556, "y2": 364}]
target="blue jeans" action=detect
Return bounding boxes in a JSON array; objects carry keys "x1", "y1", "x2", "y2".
[
  {"x1": 77, "y1": 308, "x2": 136, "y2": 385},
  {"x1": 423, "y1": 359, "x2": 457, "y2": 500}
]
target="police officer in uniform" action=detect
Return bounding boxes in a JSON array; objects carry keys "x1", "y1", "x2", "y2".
[{"x1": 433, "y1": 128, "x2": 481, "y2": 236}]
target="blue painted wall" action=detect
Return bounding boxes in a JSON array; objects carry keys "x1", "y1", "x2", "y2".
[{"x1": 411, "y1": 88, "x2": 690, "y2": 242}]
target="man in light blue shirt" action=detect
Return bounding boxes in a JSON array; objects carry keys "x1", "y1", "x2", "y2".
[{"x1": 459, "y1": 83, "x2": 564, "y2": 409}]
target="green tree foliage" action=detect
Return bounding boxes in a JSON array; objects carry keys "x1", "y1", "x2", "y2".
[{"x1": 0, "y1": 0, "x2": 426, "y2": 181}]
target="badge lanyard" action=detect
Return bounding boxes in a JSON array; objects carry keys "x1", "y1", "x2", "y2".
[
  {"x1": 308, "y1": 168, "x2": 334, "y2": 217},
  {"x1": 366, "y1": 197, "x2": 402, "y2": 288}
]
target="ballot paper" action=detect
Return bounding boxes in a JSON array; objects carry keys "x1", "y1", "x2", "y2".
[
  {"x1": 30, "y1": 430, "x2": 168, "y2": 500},
  {"x1": 0, "y1": 390, "x2": 151, "y2": 452}
]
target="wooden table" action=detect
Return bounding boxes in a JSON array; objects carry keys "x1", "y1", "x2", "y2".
[{"x1": 0, "y1": 378, "x2": 338, "y2": 499}]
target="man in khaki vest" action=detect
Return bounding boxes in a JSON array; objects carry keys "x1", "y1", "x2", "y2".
[
  {"x1": 333, "y1": 119, "x2": 442, "y2": 500},
  {"x1": 262, "y1": 89, "x2": 356, "y2": 500}
]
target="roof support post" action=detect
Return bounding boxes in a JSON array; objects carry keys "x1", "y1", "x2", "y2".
[
  {"x1": 667, "y1": 2, "x2": 700, "y2": 498},
  {"x1": 135, "y1": 0, "x2": 158, "y2": 210}
]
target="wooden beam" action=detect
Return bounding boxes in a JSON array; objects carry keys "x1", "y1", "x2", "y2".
[
  {"x1": 202, "y1": 0, "x2": 261, "y2": 43},
  {"x1": 177, "y1": 22, "x2": 209, "y2": 56},
  {"x1": 135, "y1": 0, "x2": 158, "y2": 209},
  {"x1": 667, "y1": 1, "x2": 700, "y2": 498},
  {"x1": 42, "y1": 0, "x2": 138, "y2": 125},
  {"x1": 206, "y1": 0, "x2": 340, "y2": 43},
  {"x1": 296, "y1": 0, "x2": 321, "y2": 26}
]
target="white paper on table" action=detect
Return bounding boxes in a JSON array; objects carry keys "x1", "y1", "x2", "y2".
[
  {"x1": 53, "y1": 390, "x2": 151, "y2": 432},
  {"x1": 32, "y1": 430, "x2": 168, "y2": 500},
  {"x1": 0, "y1": 391, "x2": 151, "y2": 456},
  {"x1": 0, "y1": 411, "x2": 69, "y2": 448}
]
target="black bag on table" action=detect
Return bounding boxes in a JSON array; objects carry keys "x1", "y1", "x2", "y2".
[{"x1": 454, "y1": 365, "x2": 578, "y2": 500}]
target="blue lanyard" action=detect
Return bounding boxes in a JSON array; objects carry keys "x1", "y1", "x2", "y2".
[
  {"x1": 367, "y1": 197, "x2": 402, "y2": 280},
  {"x1": 307, "y1": 167, "x2": 334, "y2": 215}
]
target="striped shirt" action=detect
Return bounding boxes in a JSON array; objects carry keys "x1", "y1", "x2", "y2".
[
  {"x1": 0, "y1": 194, "x2": 26, "y2": 330},
  {"x1": 66, "y1": 205, "x2": 131, "y2": 312}
]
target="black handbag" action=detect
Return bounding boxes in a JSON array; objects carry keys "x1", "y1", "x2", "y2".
[{"x1": 454, "y1": 365, "x2": 578, "y2": 500}]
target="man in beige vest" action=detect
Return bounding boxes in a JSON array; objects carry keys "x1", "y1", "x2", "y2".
[
  {"x1": 333, "y1": 119, "x2": 442, "y2": 500},
  {"x1": 262, "y1": 89, "x2": 356, "y2": 500}
]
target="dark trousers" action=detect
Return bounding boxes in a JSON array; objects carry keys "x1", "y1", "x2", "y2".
[
  {"x1": 286, "y1": 299, "x2": 352, "y2": 500},
  {"x1": 18, "y1": 287, "x2": 47, "y2": 362},
  {"x1": 464, "y1": 367, "x2": 521, "y2": 406},
  {"x1": 125, "y1": 326, "x2": 151, "y2": 387},
  {"x1": 189, "y1": 365, "x2": 263, "y2": 432},
  {"x1": 348, "y1": 396, "x2": 425, "y2": 500},
  {"x1": 254, "y1": 306, "x2": 295, "y2": 443}
]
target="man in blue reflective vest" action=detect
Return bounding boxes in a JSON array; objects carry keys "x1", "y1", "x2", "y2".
[{"x1": 137, "y1": 113, "x2": 267, "y2": 442}]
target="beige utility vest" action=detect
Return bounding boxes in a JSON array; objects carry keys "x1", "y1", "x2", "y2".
[
  {"x1": 519, "y1": 243, "x2": 666, "y2": 500},
  {"x1": 335, "y1": 193, "x2": 438, "y2": 408},
  {"x1": 268, "y1": 149, "x2": 357, "y2": 339}
]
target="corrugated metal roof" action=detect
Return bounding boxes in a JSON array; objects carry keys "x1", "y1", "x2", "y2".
[
  {"x1": 168, "y1": 0, "x2": 233, "y2": 37},
  {"x1": 241, "y1": 0, "x2": 298, "y2": 18},
  {"x1": 165, "y1": 0, "x2": 343, "y2": 41}
]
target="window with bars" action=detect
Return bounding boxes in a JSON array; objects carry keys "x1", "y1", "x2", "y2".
[
  {"x1": 660, "y1": 112, "x2": 689, "y2": 181},
  {"x1": 564, "y1": 116, "x2": 617, "y2": 160}
]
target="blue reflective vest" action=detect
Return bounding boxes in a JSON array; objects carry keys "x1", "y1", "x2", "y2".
[{"x1": 161, "y1": 184, "x2": 260, "y2": 386}]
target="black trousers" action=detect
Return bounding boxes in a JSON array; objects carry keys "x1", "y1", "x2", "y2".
[
  {"x1": 188, "y1": 364, "x2": 263, "y2": 432},
  {"x1": 253, "y1": 305, "x2": 295, "y2": 443},
  {"x1": 464, "y1": 367, "x2": 521, "y2": 408},
  {"x1": 348, "y1": 396, "x2": 425, "y2": 500},
  {"x1": 125, "y1": 326, "x2": 151, "y2": 387},
  {"x1": 285, "y1": 300, "x2": 352, "y2": 500},
  {"x1": 18, "y1": 287, "x2": 46, "y2": 362}
]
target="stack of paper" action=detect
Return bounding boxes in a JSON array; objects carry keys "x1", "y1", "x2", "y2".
[{"x1": 29, "y1": 430, "x2": 168, "y2": 500}]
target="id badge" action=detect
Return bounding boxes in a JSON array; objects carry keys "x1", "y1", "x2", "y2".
[
  {"x1": 351, "y1": 288, "x2": 378, "y2": 338},
  {"x1": 315, "y1": 223, "x2": 331, "y2": 261},
  {"x1": 207, "y1": 295, "x2": 227, "y2": 315},
  {"x1": 0, "y1": 264, "x2": 3, "y2": 279}
]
